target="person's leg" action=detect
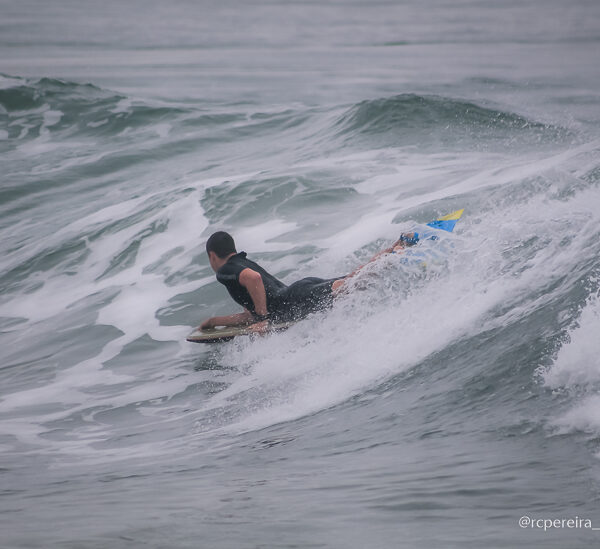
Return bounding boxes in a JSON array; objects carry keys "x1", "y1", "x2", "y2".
[
  {"x1": 331, "y1": 233, "x2": 417, "y2": 294},
  {"x1": 283, "y1": 277, "x2": 342, "y2": 318},
  {"x1": 332, "y1": 278, "x2": 346, "y2": 292}
]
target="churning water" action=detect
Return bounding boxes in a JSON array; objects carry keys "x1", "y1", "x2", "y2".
[{"x1": 1, "y1": 0, "x2": 600, "y2": 547}]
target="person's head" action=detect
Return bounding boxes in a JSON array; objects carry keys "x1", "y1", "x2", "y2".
[{"x1": 206, "y1": 231, "x2": 237, "y2": 271}]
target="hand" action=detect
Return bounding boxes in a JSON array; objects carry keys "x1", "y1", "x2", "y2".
[
  {"x1": 248, "y1": 320, "x2": 270, "y2": 334},
  {"x1": 199, "y1": 318, "x2": 214, "y2": 331}
]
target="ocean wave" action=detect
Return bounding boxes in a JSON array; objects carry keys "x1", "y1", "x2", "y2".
[
  {"x1": 0, "y1": 75, "x2": 321, "y2": 211},
  {"x1": 0, "y1": 75, "x2": 213, "y2": 142},
  {"x1": 0, "y1": 74, "x2": 316, "y2": 146},
  {"x1": 330, "y1": 94, "x2": 574, "y2": 150},
  {"x1": 2, "y1": 73, "x2": 599, "y2": 465}
]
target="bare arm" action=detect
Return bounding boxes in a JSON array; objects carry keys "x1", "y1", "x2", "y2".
[
  {"x1": 200, "y1": 309, "x2": 254, "y2": 330},
  {"x1": 199, "y1": 268, "x2": 269, "y2": 332},
  {"x1": 239, "y1": 268, "x2": 268, "y2": 317}
]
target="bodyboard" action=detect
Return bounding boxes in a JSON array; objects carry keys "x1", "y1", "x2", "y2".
[{"x1": 186, "y1": 321, "x2": 296, "y2": 344}]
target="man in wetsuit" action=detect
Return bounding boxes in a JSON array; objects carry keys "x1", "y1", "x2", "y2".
[{"x1": 200, "y1": 230, "x2": 416, "y2": 333}]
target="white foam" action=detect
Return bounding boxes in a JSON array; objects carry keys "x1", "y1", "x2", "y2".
[
  {"x1": 0, "y1": 74, "x2": 24, "y2": 90},
  {"x1": 1, "y1": 191, "x2": 204, "y2": 323},
  {"x1": 197, "y1": 180, "x2": 600, "y2": 434},
  {"x1": 110, "y1": 98, "x2": 133, "y2": 114},
  {"x1": 86, "y1": 118, "x2": 109, "y2": 128},
  {"x1": 543, "y1": 292, "x2": 600, "y2": 389},
  {"x1": 3, "y1": 142, "x2": 600, "y2": 456},
  {"x1": 550, "y1": 395, "x2": 600, "y2": 437},
  {"x1": 42, "y1": 109, "x2": 62, "y2": 128},
  {"x1": 201, "y1": 253, "x2": 484, "y2": 433},
  {"x1": 540, "y1": 291, "x2": 600, "y2": 437},
  {"x1": 0, "y1": 186, "x2": 214, "y2": 434},
  {"x1": 235, "y1": 219, "x2": 298, "y2": 252},
  {"x1": 153, "y1": 122, "x2": 171, "y2": 138}
]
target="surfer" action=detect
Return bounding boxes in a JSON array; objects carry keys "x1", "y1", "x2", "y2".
[{"x1": 199, "y1": 231, "x2": 417, "y2": 333}]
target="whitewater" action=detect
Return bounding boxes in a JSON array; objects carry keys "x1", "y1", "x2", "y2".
[{"x1": 1, "y1": 0, "x2": 600, "y2": 547}]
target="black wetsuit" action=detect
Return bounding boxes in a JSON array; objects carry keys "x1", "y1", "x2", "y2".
[{"x1": 216, "y1": 252, "x2": 342, "y2": 322}]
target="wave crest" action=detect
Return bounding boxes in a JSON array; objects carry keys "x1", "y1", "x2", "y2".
[{"x1": 332, "y1": 94, "x2": 572, "y2": 150}]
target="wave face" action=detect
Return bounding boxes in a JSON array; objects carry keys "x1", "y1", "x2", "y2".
[
  {"x1": 331, "y1": 94, "x2": 574, "y2": 151},
  {"x1": 2, "y1": 1, "x2": 600, "y2": 547}
]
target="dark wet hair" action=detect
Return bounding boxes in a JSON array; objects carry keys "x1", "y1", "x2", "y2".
[{"x1": 206, "y1": 231, "x2": 237, "y2": 258}]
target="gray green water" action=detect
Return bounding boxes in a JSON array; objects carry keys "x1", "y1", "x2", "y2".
[{"x1": 2, "y1": 0, "x2": 600, "y2": 547}]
